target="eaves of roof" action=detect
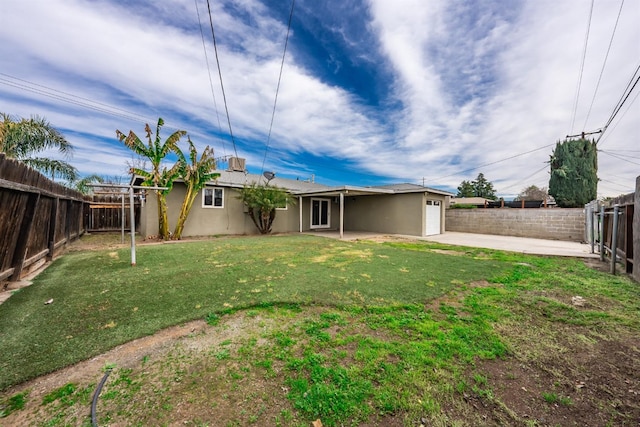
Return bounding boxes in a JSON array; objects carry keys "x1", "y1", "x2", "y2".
[
  {"x1": 292, "y1": 185, "x2": 395, "y2": 197},
  {"x1": 133, "y1": 172, "x2": 453, "y2": 197}
]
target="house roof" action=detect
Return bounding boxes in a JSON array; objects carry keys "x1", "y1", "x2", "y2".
[
  {"x1": 208, "y1": 170, "x2": 331, "y2": 192},
  {"x1": 134, "y1": 170, "x2": 453, "y2": 197},
  {"x1": 371, "y1": 183, "x2": 454, "y2": 196}
]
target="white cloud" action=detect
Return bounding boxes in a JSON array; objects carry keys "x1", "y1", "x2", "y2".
[{"x1": 1, "y1": 0, "x2": 637, "y2": 197}]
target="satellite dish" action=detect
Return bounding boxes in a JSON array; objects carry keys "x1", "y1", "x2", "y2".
[{"x1": 263, "y1": 171, "x2": 275, "y2": 182}]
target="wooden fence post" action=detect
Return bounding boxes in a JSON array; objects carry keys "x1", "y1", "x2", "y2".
[
  {"x1": 610, "y1": 206, "x2": 619, "y2": 275},
  {"x1": 634, "y1": 176, "x2": 639, "y2": 282},
  {"x1": 599, "y1": 205, "x2": 605, "y2": 262},
  {"x1": 64, "y1": 199, "x2": 72, "y2": 244},
  {"x1": 46, "y1": 197, "x2": 59, "y2": 261},
  {"x1": 9, "y1": 193, "x2": 40, "y2": 281}
]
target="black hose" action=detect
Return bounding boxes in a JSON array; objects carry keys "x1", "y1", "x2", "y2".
[{"x1": 91, "y1": 368, "x2": 112, "y2": 427}]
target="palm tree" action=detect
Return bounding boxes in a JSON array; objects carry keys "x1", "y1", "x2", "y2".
[
  {"x1": 0, "y1": 113, "x2": 78, "y2": 181},
  {"x1": 172, "y1": 137, "x2": 220, "y2": 240},
  {"x1": 238, "y1": 183, "x2": 293, "y2": 234},
  {"x1": 116, "y1": 118, "x2": 186, "y2": 240},
  {"x1": 70, "y1": 174, "x2": 104, "y2": 195}
]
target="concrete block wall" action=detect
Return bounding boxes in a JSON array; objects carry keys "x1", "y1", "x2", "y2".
[{"x1": 445, "y1": 208, "x2": 585, "y2": 242}]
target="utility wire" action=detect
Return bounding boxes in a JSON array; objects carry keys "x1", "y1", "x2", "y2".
[
  {"x1": 599, "y1": 149, "x2": 640, "y2": 166},
  {"x1": 427, "y1": 142, "x2": 556, "y2": 183},
  {"x1": 598, "y1": 79, "x2": 640, "y2": 146},
  {"x1": 598, "y1": 178, "x2": 635, "y2": 192},
  {"x1": 569, "y1": 0, "x2": 594, "y2": 134},
  {"x1": 205, "y1": 0, "x2": 239, "y2": 160},
  {"x1": 0, "y1": 75, "x2": 152, "y2": 124},
  {"x1": 596, "y1": 63, "x2": 640, "y2": 145},
  {"x1": 605, "y1": 148, "x2": 640, "y2": 153},
  {"x1": 582, "y1": 0, "x2": 625, "y2": 130},
  {"x1": 195, "y1": 0, "x2": 226, "y2": 158},
  {"x1": 499, "y1": 164, "x2": 549, "y2": 192},
  {"x1": 261, "y1": 0, "x2": 296, "y2": 174},
  {"x1": 603, "y1": 64, "x2": 640, "y2": 129}
]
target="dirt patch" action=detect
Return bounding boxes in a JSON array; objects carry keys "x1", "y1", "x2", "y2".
[
  {"x1": 1, "y1": 320, "x2": 207, "y2": 407},
  {"x1": 356, "y1": 235, "x2": 413, "y2": 243},
  {"x1": 430, "y1": 248, "x2": 467, "y2": 256},
  {"x1": 471, "y1": 336, "x2": 640, "y2": 426}
]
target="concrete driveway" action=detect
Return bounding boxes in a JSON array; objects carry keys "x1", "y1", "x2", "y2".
[
  {"x1": 422, "y1": 232, "x2": 599, "y2": 258},
  {"x1": 305, "y1": 231, "x2": 599, "y2": 258}
]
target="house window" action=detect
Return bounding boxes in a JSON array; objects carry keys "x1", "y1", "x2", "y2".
[
  {"x1": 203, "y1": 188, "x2": 224, "y2": 208},
  {"x1": 310, "y1": 198, "x2": 330, "y2": 228},
  {"x1": 276, "y1": 199, "x2": 288, "y2": 210}
]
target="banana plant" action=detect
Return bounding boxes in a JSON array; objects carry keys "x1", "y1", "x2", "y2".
[
  {"x1": 172, "y1": 137, "x2": 220, "y2": 240},
  {"x1": 116, "y1": 118, "x2": 186, "y2": 239}
]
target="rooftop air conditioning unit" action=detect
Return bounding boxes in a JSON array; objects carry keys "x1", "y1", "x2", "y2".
[{"x1": 228, "y1": 157, "x2": 246, "y2": 172}]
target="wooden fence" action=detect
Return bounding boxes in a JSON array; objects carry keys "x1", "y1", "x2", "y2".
[
  {"x1": 0, "y1": 154, "x2": 86, "y2": 285},
  {"x1": 451, "y1": 199, "x2": 554, "y2": 209},
  {"x1": 585, "y1": 185, "x2": 636, "y2": 276},
  {"x1": 86, "y1": 193, "x2": 140, "y2": 232}
]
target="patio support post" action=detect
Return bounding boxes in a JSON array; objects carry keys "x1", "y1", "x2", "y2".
[
  {"x1": 298, "y1": 196, "x2": 303, "y2": 233},
  {"x1": 339, "y1": 192, "x2": 344, "y2": 239}
]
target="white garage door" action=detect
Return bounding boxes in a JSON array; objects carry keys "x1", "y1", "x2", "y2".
[{"x1": 426, "y1": 200, "x2": 441, "y2": 236}]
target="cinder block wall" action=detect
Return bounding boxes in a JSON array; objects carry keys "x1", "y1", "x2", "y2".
[{"x1": 445, "y1": 208, "x2": 585, "y2": 242}]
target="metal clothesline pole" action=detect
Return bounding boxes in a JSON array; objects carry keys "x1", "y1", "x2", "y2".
[{"x1": 88, "y1": 183, "x2": 168, "y2": 266}]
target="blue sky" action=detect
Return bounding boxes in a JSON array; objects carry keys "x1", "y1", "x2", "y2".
[{"x1": 1, "y1": 0, "x2": 638, "y2": 198}]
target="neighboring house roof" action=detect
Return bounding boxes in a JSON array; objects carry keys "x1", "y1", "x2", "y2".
[{"x1": 449, "y1": 197, "x2": 491, "y2": 204}]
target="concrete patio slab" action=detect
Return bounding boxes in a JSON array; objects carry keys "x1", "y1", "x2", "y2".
[
  {"x1": 304, "y1": 231, "x2": 599, "y2": 258},
  {"x1": 422, "y1": 232, "x2": 599, "y2": 258}
]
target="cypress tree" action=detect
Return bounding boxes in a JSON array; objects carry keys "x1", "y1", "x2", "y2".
[{"x1": 548, "y1": 138, "x2": 598, "y2": 207}]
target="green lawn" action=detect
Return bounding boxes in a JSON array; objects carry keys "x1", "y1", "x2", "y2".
[
  {"x1": 0, "y1": 235, "x2": 506, "y2": 390},
  {"x1": 1, "y1": 234, "x2": 638, "y2": 426}
]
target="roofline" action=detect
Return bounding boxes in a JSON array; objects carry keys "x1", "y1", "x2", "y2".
[
  {"x1": 292, "y1": 185, "x2": 395, "y2": 196},
  {"x1": 131, "y1": 174, "x2": 453, "y2": 197},
  {"x1": 391, "y1": 187, "x2": 454, "y2": 196}
]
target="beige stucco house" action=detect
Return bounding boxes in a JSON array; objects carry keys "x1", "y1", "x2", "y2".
[{"x1": 136, "y1": 161, "x2": 452, "y2": 239}]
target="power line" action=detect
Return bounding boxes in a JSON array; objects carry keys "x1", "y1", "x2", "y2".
[
  {"x1": 603, "y1": 64, "x2": 640, "y2": 129},
  {"x1": 598, "y1": 178, "x2": 635, "y2": 193},
  {"x1": 599, "y1": 149, "x2": 640, "y2": 166},
  {"x1": 598, "y1": 86, "x2": 640, "y2": 146},
  {"x1": 569, "y1": 0, "x2": 594, "y2": 133},
  {"x1": 0, "y1": 74, "x2": 153, "y2": 124},
  {"x1": 194, "y1": 0, "x2": 226, "y2": 157},
  {"x1": 426, "y1": 142, "x2": 556, "y2": 184},
  {"x1": 261, "y1": 0, "x2": 296, "y2": 174},
  {"x1": 604, "y1": 148, "x2": 640, "y2": 154},
  {"x1": 596, "y1": 62, "x2": 640, "y2": 145},
  {"x1": 205, "y1": 0, "x2": 239, "y2": 160},
  {"x1": 582, "y1": 0, "x2": 625, "y2": 130},
  {"x1": 604, "y1": 65, "x2": 640, "y2": 129},
  {"x1": 499, "y1": 163, "x2": 549, "y2": 192}
]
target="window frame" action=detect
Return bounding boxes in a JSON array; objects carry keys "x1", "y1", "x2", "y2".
[
  {"x1": 310, "y1": 198, "x2": 331, "y2": 229},
  {"x1": 275, "y1": 199, "x2": 288, "y2": 211},
  {"x1": 202, "y1": 187, "x2": 224, "y2": 208}
]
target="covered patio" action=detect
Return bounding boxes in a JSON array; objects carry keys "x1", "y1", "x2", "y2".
[{"x1": 294, "y1": 184, "x2": 452, "y2": 238}]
